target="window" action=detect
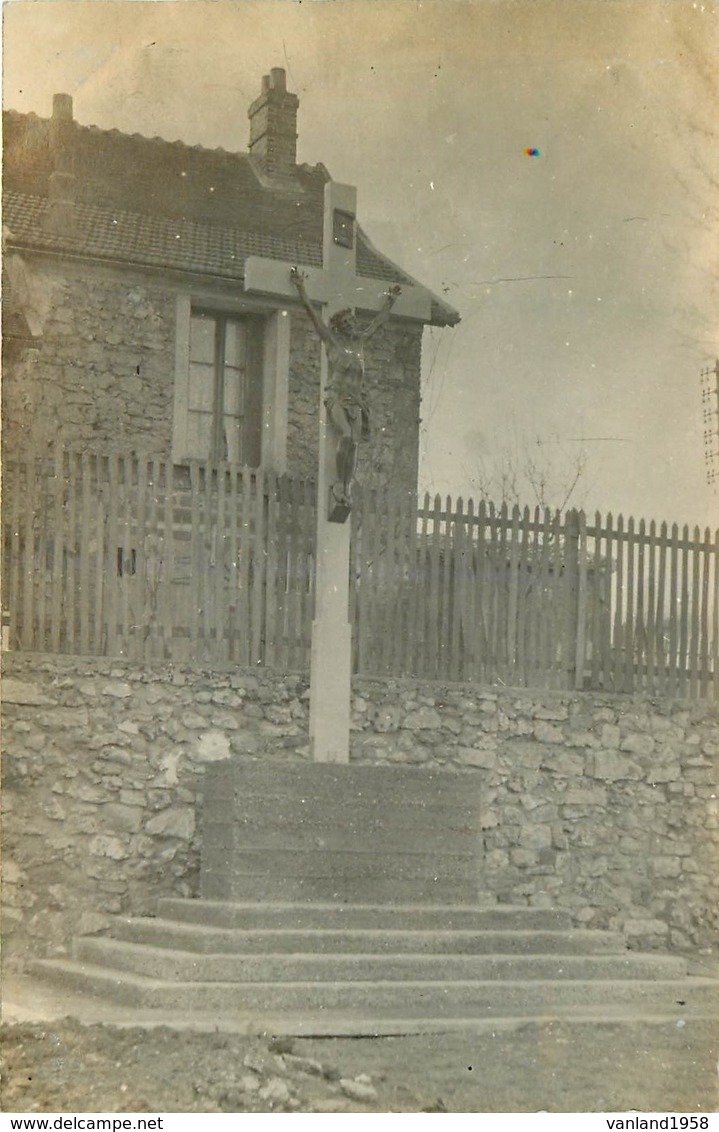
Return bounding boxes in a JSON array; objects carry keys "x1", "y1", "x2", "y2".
[
  {"x1": 173, "y1": 297, "x2": 290, "y2": 471},
  {"x1": 175, "y1": 307, "x2": 263, "y2": 465}
]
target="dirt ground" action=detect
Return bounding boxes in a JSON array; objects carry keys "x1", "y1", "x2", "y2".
[{"x1": 2, "y1": 1015, "x2": 718, "y2": 1113}]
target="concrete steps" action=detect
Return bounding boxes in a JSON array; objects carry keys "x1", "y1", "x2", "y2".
[
  {"x1": 111, "y1": 918, "x2": 629, "y2": 956},
  {"x1": 27, "y1": 765, "x2": 718, "y2": 1030},
  {"x1": 157, "y1": 898, "x2": 575, "y2": 931},
  {"x1": 71, "y1": 936, "x2": 688, "y2": 983},
  {"x1": 29, "y1": 897, "x2": 716, "y2": 1028},
  {"x1": 30, "y1": 956, "x2": 718, "y2": 1019}
]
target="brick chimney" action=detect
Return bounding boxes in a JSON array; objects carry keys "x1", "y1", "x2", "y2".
[
  {"x1": 44, "y1": 93, "x2": 76, "y2": 234},
  {"x1": 248, "y1": 68, "x2": 299, "y2": 179}
]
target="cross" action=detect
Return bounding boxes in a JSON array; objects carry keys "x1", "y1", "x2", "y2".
[{"x1": 244, "y1": 180, "x2": 430, "y2": 763}]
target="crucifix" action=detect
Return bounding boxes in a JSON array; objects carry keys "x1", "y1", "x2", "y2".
[{"x1": 244, "y1": 180, "x2": 430, "y2": 762}]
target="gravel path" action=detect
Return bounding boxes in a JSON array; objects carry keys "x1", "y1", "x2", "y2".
[{"x1": 2, "y1": 1015, "x2": 718, "y2": 1113}]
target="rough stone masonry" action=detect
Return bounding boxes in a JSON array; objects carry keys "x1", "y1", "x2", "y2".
[
  {"x1": 2, "y1": 256, "x2": 423, "y2": 497},
  {"x1": 2, "y1": 651, "x2": 717, "y2": 965}
]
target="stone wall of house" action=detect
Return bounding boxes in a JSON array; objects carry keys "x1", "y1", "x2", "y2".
[
  {"x1": 2, "y1": 258, "x2": 177, "y2": 457},
  {"x1": 3, "y1": 256, "x2": 423, "y2": 499},
  {"x1": 3, "y1": 652, "x2": 716, "y2": 965}
]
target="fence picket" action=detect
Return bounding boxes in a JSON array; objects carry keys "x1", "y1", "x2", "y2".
[
  {"x1": 635, "y1": 519, "x2": 646, "y2": 691},
  {"x1": 301, "y1": 478, "x2": 315, "y2": 671},
  {"x1": 414, "y1": 493, "x2": 430, "y2": 679},
  {"x1": 427, "y1": 495, "x2": 442, "y2": 680},
  {"x1": 6, "y1": 460, "x2": 22, "y2": 650},
  {"x1": 655, "y1": 521, "x2": 668, "y2": 698},
  {"x1": 472, "y1": 501, "x2": 487, "y2": 683},
  {"x1": 439, "y1": 495, "x2": 453, "y2": 677},
  {"x1": 713, "y1": 530, "x2": 719, "y2": 701},
  {"x1": 251, "y1": 471, "x2": 267, "y2": 666},
  {"x1": 380, "y1": 489, "x2": 394, "y2": 675},
  {"x1": 461, "y1": 499, "x2": 477, "y2": 681},
  {"x1": 450, "y1": 498, "x2": 465, "y2": 681},
  {"x1": 611, "y1": 515, "x2": 625, "y2": 692},
  {"x1": 496, "y1": 504, "x2": 509, "y2": 680},
  {"x1": 573, "y1": 510, "x2": 589, "y2": 690},
  {"x1": 187, "y1": 462, "x2": 201, "y2": 656},
  {"x1": 78, "y1": 453, "x2": 92, "y2": 654},
  {"x1": 515, "y1": 506, "x2": 531, "y2": 685},
  {"x1": 127, "y1": 455, "x2": 145, "y2": 662},
  {"x1": 104, "y1": 453, "x2": 118, "y2": 657},
  {"x1": 645, "y1": 520, "x2": 657, "y2": 694},
  {"x1": 160, "y1": 461, "x2": 175, "y2": 659},
  {"x1": 286, "y1": 474, "x2": 302, "y2": 670},
  {"x1": 396, "y1": 493, "x2": 414, "y2": 677},
  {"x1": 702, "y1": 527, "x2": 715, "y2": 697},
  {"x1": 224, "y1": 465, "x2": 238, "y2": 663},
  {"x1": 678, "y1": 524, "x2": 690, "y2": 699},
  {"x1": 202, "y1": 462, "x2": 215, "y2": 660},
  {"x1": 689, "y1": 525, "x2": 701, "y2": 700},
  {"x1": 623, "y1": 516, "x2": 636, "y2": 694},
  {"x1": 598, "y1": 512, "x2": 613, "y2": 691},
  {"x1": 526, "y1": 507, "x2": 541, "y2": 685},
  {"x1": 237, "y1": 468, "x2": 253, "y2": 666},
  {"x1": 486, "y1": 503, "x2": 499, "y2": 681},
  {"x1": 506, "y1": 506, "x2": 520, "y2": 683},
  {"x1": 537, "y1": 509, "x2": 549, "y2": 684},
  {"x1": 262, "y1": 471, "x2": 278, "y2": 668},
  {"x1": 277, "y1": 473, "x2": 292, "y2": 669},
  {"x1": 48, "y1": 445, "x2": 64, "y2": 653},
  {"x1": 667, "y1": 524, "x2": 680, "y2": 699},
  {"x1": 550, "y1": 510, "x2": 564, "y2": 688}
]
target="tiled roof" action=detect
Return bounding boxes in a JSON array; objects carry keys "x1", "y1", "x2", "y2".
[
  {"x1": 3, "y1": 191, "x2": 322, "y2": 282},
  {"x1": 2, "y1": 109, "x2": 459, "y2": 325}
]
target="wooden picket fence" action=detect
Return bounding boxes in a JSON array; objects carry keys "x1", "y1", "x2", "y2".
[
  {"x1": 2, "y1": 448, "x2": 316, "y2": 667},
  {"x1": 352, "y1": 493, "x2": 719, "y2": 699},
  {"x1": 3, "y1": 444, "x2": 718, "y2": 698}
]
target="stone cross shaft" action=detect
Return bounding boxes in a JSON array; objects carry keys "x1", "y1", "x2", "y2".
[{"x1": 244, "y1": 180, "x2": 429, "y2": 763}]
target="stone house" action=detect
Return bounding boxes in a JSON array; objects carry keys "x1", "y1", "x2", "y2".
[{"x1": 2, "y1": 68, "x2": 458, "y2": 497}]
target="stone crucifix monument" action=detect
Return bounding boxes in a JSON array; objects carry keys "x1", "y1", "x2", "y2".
[{"x1": 244, "y1": 180, "x2": 430, "y2": 762}]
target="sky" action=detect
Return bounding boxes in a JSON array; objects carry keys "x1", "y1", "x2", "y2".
[{"x1": 3, "y1": 0, "x2": 719, "y2": 528}]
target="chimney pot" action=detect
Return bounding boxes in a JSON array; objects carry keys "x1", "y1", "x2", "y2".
[
  {"x1": 248, "y1": 67, "x2": 299, "y2": 179},
  {"x1": 45, "y1": 93, "x2": 76, "y2": 234},
  {"x1": 52, "y1": 93, "x2": 74, "y2": 121}
]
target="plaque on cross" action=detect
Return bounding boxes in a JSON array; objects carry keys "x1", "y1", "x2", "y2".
[{"x1": 244, "y1": 180, "x2": 429, "y2": 763}]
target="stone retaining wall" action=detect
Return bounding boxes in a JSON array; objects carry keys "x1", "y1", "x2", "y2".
[{"x1": 2, "y1": 651, "x2": 717, "y2": 964}]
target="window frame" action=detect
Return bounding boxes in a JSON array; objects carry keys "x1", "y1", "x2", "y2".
[{"x1": 172, "y1": 294, "x2": 290, "y2": 472}]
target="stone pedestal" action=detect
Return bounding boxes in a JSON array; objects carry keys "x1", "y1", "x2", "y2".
[{"x1": 201, "y1": 760, "x2": 482, "y2": 905}]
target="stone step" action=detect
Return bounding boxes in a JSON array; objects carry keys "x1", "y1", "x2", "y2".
[
  {"x1": 203, "y1": 819, "x2": 479, "y2": 854},
  {"x1": 73, "y1": 938, "x2": 689, "y2": 983},
  {"x1": 111, "y1": 918, "x2": 630, "y2": 956},
  {"x1": 30, "y1": 960, "x2": 719, "y2": 1018},
  {"x1": 200, "y1": 873, "x2": 480, "y2": 904},
  {"x1": 156, "y1": 899, "x2": 574, "y2": 932}
]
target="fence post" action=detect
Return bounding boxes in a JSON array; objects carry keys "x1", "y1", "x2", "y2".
[{"x1": 573, "y1": 509, "x2": 589, "y2": 690}]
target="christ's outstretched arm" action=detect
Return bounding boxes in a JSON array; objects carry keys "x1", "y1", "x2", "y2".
[
  {"x1": 290, "y1": 267, "x2": 331, "y2": 346},
  {"x1": 360, "y1": 284, "x2": 402, "y2": 341}
]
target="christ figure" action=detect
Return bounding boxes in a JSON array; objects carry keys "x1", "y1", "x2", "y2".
[{"x1": 290, "y1": 266, "x2": 401, "y2": 510}]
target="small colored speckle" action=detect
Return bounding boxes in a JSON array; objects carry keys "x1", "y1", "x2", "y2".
[{"x1": 524, "y1": 147, "x2": 541, "y2": 157}]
